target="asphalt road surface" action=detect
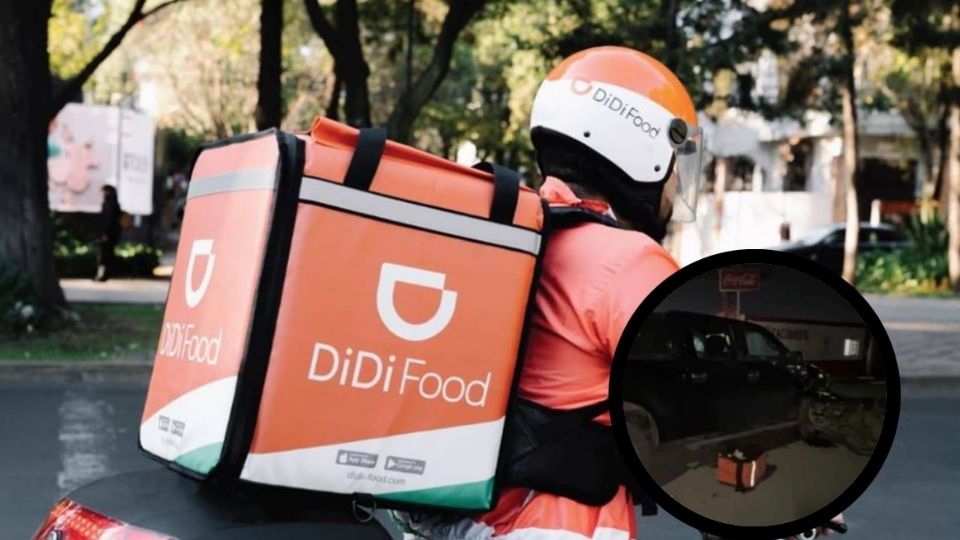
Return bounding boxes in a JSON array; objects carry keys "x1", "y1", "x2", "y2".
[{"x1": 1, "y1": 382, "x2": 957, "y2": 539}]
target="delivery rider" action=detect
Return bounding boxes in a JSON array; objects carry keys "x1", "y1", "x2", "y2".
[
  {"x1": 392, "y1": 45, "x2": 694, "y2": 540},
  {"x1": 395, "y1": 46, "x2": 840, "y2": 539}
]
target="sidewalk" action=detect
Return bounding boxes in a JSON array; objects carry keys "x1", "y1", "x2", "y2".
[
  {"x1": 864, "y1": 294, "x2": 960, "y2": 378},
  {"x1": 32, "y1": 285, "x2": 960, "y2": 388},
  {"x1": 59, "y1": 250, "x2": 174, "y2": 305},
  {"x1": 61, "y1": 279, "x2": 169, "y2": 304}
]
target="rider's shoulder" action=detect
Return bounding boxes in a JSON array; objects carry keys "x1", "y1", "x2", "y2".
[{"x1": 565, "y1": 222, "x2": 672, "y2": 266}]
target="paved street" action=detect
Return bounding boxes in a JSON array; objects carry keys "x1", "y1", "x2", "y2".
[
  {"x1": 864, "y1": 294, "x2": 960, "y2": 377},
  {"x1": 1, "y1": 382, "x2": 957, "y2": 539},
  {"x1": 0, "y1": 383, "x2": 151, "y2": 538}
]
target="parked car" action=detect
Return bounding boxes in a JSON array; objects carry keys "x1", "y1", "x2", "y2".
[
  {"x1": 623, "y1": 311, "x2": 824, "y2": 452},
  {"x1": 772, "y1": 223, "x2": 908, "y2": 274},
  {"x1": 31, "y1": 468, "x2": 393, "y2": 540}
]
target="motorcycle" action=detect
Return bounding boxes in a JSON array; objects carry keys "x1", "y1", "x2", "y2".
[{"x1": 32, "y1": 467, "x2": 395, "y2": 540}]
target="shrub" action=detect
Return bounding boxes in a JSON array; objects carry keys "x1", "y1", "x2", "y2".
[
  {"x1": 55, "y1": 229, "x2": 162, "y2": 278},
  {"x1": 858, "y1": 214, "x2": 951, "y2": 294},
  {"x1": 54, "y1": 235, "x2": 98, "y2": 278},
  {"x1": 114, "y1": 242, "x2": 163, "y2": 277},
  {"x1": 0, "y1": 258, "x2": 42, "y2": 337}
]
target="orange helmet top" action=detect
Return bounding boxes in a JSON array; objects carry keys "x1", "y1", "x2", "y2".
[{"x1": 545, "y1": 47, "x2": 697, "y2": 127}]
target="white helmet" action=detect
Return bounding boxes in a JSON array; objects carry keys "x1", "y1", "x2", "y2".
[{"x1": 530, "y1": 46, "x2": 704, "y2": 222}]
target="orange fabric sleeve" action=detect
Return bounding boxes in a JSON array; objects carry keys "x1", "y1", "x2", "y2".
[{"x1": 594, "y1": 245, "x2": 679, "y2": 360}]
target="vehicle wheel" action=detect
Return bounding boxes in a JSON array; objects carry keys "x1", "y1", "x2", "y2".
[
  {"x1": 842, "y1": 404, "x2": 881, "y2": 456},
  {"x1": 623, "y1": 403, "x2": 659, "y2": 464},
  {"x1": 798, "y1": 399, "x2": 826, "y2": 444}
]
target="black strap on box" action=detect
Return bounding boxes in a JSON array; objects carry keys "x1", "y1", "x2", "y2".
[
  {"x1": 472, "y1": 161, "x2": 520, "y2": 226},
  {"x1": 343, "y1": 127, "x2": 387, "y2": 192},
  {"x1": 339, "y1": 127, "x2": 520, "y2": 226}
]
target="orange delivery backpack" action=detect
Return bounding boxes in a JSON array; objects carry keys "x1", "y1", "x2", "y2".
[{"x1": 139, "y1": 117, "x2": 547, "y2": 512}]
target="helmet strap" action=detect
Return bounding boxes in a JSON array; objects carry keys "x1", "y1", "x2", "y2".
[{"x1": 604, "y1": 178, "x2": 668, "y2": 243}]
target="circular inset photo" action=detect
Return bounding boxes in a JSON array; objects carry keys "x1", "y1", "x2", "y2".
[{"x1": 610, "y1": 250, "x2": 900, "y2": 539}]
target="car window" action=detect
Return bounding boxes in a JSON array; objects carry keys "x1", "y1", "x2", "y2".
[
  {"x1": 742, "y1": 327, "x2": 785, "y2": 360},
  {"x1": 875, "y1": 229, "x2": 902, "y2": 242},
  {"x1": 687, "y1": 318, "x2": 735, "y2": 361},
  {"x1": 799, "y1": 226, "x2": 836, "y2": 246}
]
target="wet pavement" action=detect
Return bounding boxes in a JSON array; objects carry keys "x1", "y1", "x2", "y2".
[{"x1": 1, "y1": 382, "x2": 958, "y2": 539}]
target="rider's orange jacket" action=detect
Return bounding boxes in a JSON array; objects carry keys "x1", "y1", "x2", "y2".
[{"x1": 469, "y1": 177, "x2": 679, "y2": 539}]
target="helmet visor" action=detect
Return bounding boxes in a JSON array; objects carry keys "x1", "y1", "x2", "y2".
[{"x1": 670, "y1": 124, "x2": 704, "y2": 223}]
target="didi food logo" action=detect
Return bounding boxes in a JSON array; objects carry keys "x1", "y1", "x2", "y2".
[
  {"x1": 570, "y1": 78, "x2": 593, "y2": 95},
  {"x1": 569, "y1": 79, "x2": 662, "y2": 139},
  {"x1": 158, "y1": 238, "x2": 222, "y2": 365},
  {"x1": 376, "y1": 262, "x2": 458, "y2": 342},
  {"x1": 184, "y1": 239, "x2": 216, "y2": 308},
  {"x1": 306, "y1": 262, "x2": 491, "y2": 408}
]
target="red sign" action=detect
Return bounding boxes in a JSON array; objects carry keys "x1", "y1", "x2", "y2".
[{"x1": 719, "y1": 268, "x2": 761, "y2": 291}]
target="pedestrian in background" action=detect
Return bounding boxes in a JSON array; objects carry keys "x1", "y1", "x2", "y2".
[{"x1": 95, "y1": 185, "x2": 122, "y2": 282}]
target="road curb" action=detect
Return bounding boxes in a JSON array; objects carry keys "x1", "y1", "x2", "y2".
[
  {"x1": 0, "y1": 362, "x2": 152, "y2": 385},
  {"x1": 899, "y1": 376, "x2": 960, "y2": 397}
]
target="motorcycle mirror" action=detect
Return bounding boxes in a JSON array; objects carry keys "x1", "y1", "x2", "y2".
[{"x1": 610, "y1": 253, "x2": 900, "y2": 540}]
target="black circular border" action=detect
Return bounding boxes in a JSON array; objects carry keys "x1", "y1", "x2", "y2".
[{"x1": 608, "y1": 249, "x2": 901, "y2": 539}]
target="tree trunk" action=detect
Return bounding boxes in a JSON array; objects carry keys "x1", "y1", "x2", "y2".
[
  {"x1": 335, "y1": 0, "x2": 371, "y2": 127},
  {"x1": 0, "y1": 0, "x2": 67, "y2": 313},
  {"x1": 304, "y1": 0, "x2": 371, "y2": 127},
  {"x1": 912, "y1": 116, "x2": 936, "y2": 200},
  {"x1": 326, "y1": 75, "x2": 342, "y2": 121},
  {"x1": 947, "y1": 46, "x2": 960, "y2": 291},
  {"x1": 658, "y1": 0, "x2": 681, "y2": 72},
  {"x1": 386, "y1": 0, "x2": 486, "y2": 142},
  {"x1": 255, "y1": 0, "x2": 284, "y2": 130},
  {"x1": 405, "y1": 0, "x2": 416, "y2": 93},
  {"x1": 304, "y1": 0, "x2": 343, "y2": 123},
  {"x1": 839, "y1": 1, "x2": 861, "y2": 285},
  {"x1": 936, "y1": 86, "x2": 952, "y2": 217},
  {"x1": 841, "y1": 85, "x2": 861, "y2": 285},
  {"x1": 713, "y1": 157, "x2": 727, "y2": 237}
]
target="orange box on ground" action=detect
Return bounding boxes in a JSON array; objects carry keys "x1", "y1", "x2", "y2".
[{"x1": 717, "y1": 451, "x2": 768, "y2": 492}]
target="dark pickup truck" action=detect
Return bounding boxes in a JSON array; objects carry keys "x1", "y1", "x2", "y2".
[{"x1": 623, "y1": 311, "x2": 824, "y2": 451}]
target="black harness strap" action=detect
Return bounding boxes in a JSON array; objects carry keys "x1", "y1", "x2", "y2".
[
  {"x1": 548, "y1": 205, "x2": 623, "y2": 229},
  {"x1": 523, "y1": 399, "x2": 610, "y2": 443}
]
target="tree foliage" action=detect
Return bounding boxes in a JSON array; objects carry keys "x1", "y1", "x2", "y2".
[
  {"x1": 9, "y1": 0, "x2": 960, "y2": 308},
  {"x1": 49, "y1": 0, "x2": 189, "y2": 118}
]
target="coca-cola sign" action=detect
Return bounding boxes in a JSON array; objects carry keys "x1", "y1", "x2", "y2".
[{"x1": 719, "y1": 268, "x2": 761, "y2": 291}]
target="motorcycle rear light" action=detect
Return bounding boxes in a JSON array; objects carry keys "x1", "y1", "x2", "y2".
[{"x1": 32, "y1": 499, "x2": 175, "y2": 540}]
